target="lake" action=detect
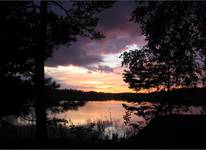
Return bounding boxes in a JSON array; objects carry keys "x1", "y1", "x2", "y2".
[
  {"x1": 48, "y1": 100, "x2": 204, "y2": 139},
  {"x1": 14, "y1": 99, "x2": 204, "y2": 140},
  {"x1": 49, "y1": 100, "x2": 148, "y2": 139}
]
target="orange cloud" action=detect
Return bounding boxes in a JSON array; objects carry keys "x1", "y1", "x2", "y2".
[{"x1": 45, "y1": 65, "x2": 134, "y2": 93}]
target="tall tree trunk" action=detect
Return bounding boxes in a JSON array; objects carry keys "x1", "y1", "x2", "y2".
[{"x1": 34, "y1": 1, "x2": 48, "y2": 143}]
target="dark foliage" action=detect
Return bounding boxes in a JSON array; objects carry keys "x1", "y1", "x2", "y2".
[
  {"x1": 121, "y1": 1, "x2": 206, "y2": 91},
  {"x1": 0, "y1": 1, "x2": 114, "y2": 141}
]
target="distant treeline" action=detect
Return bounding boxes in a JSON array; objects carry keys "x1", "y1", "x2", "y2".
[
  {"x1": 48, "y1": 88, "x2": 206, "y2": 105},
  {"x1": 48, "y1": 89, "x2": 142, "y2": 101}
]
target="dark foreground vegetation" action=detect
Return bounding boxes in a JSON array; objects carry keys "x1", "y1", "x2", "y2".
[
  {"x1": 127, "y1": 115, "x2": 206, "y2": 149},
  {"x1": 1, "y1": 115, "x2": 206, "y2": 148}
]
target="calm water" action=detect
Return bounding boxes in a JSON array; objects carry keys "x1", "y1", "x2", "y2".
[
  {"x1": 13, "y1": 100, "x2": 204, "y2": 139},
  {"x1": 49, "y1": 100, "x2": 204, "y2": 139},
  {"x1": 51, "y1": 100, "x2": 144, "y2": 124},
  {"x1": 49, "y1": 100, "x2": 147, "y2": 138}
]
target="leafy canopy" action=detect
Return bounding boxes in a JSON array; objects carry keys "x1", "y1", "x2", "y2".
[{"x1": 121, "y1": 1, "x2": 206, "y2": 92}]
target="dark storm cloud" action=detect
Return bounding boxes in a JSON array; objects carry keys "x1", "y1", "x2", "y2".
[
  {"x1": 86, "y1": 65, "x2": 113, "y2": 73},
  {"x1": 92, "y1": 1, "x2": 145, "y2": 53},
  {"x1": 97, "y1": 1, "x2": 137, "y2": 31},
  {"x1": 46, "y1": 43, "x2": 103, "y2": 67},
  {"x1": 46, "y1": 1, "x2": 145, "y2": 70}
]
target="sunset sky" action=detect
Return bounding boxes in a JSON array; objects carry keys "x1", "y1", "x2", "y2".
[{"x1": 45, "y1": 1, "x2": 146, "y2": 93}]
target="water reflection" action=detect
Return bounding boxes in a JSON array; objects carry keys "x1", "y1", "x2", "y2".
[
  {"x1": 49, "y1": 100, "x2": 145, "y2": 138},
  {"x1": 49, "y1": 100, "x2": 205, "y2": 139},
  {"x1": 2, "y1": 100, "x2": 204, "y2": 140}
]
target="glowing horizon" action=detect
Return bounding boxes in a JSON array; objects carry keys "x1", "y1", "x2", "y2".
[
  {"x1": 45, "y1": 43, "x2": 143, "y2": 93},
  {"x1": 44, "y1": 1, "x2": 146, "y2": 94},
  {"x1": 45, "y1": 65, "x2": 134, "y2": 93}
]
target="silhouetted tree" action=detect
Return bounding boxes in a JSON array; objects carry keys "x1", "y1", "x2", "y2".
[
  {"x1": 0, "y1": 1, "x2": 114, "y2": 142},
  {"x1": 34, "y1": 1, "x2": 114, "y2": 142},
  {"x1": 0, "y1": 2, "x2": 35, "y2": 118},
  {"x1": 121, "y1": 1, "x2": 206, "y2": 92}
]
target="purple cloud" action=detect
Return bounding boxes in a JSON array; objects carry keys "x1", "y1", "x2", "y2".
[
  {"x1": 46, "y1": 43, "x2": 103, "y2": 67},
  {"x1": 45, "y1": 1, "x2": 146, "y2": 70},
  {"x1": 86, "y1": 65, "x2": 113, "y2": 73}
]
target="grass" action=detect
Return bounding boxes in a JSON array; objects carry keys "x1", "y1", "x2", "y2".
[
  {"x1": 1, "y1": 114, "x2": 206, "y2": 148},
  {"x1": 0, "y1": 117, "x2": 136, "y2": 148}
]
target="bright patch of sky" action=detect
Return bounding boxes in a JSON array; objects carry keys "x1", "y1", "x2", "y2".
[
  {"x1": 101, "y1": 43, "x2": 140, "y2": 68},
  {"x1": 45, "y1": 43, "x2": 141, "y2": 93}
]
